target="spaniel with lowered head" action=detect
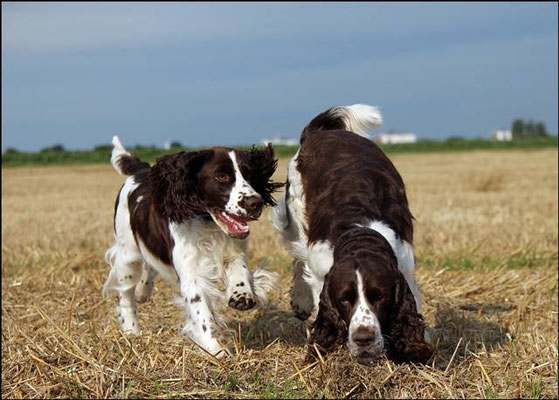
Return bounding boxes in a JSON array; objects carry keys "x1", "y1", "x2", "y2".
[
  {"x1": 103, "y1": 136, "x2": 282, "y2": 356},
  {"x1": 271, "y1": 104, "x2": 432, "y2": 364}
]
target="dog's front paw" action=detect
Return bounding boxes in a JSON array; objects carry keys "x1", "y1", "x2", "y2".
[{"x1": 228, "y1": 291, "x2": 256, "y2": 311}]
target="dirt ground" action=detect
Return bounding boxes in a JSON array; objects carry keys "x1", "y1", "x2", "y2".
[{"x1": 2, "y1": 148, "x2": 557, "y2": 398}]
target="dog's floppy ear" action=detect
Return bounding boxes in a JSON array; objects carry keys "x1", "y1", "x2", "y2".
[
  {"x1": 248, "y1": 144, "x2": 284, "y2": 206},
  {"x1": 386, "y1": 271, "x2": 433, "y2": 364},
  {"x1": 305, "y1": 275, "x2": 347, "y2": 363},
  {"x1": 150, "y1": 151, "x2": 208, "y2": 222}
]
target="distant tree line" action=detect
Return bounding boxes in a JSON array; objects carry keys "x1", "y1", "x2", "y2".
[{"x1": 511, "y1": 119, "x2": 548, "y2": 138}]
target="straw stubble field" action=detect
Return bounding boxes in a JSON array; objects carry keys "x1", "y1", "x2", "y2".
[{"x1": 2, "y1": 148, "x2": 558, "y2": 398}]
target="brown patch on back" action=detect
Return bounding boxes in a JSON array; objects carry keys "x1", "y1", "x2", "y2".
[
  {"x1": 297, "y1": 130, "x2": 414, "y2": 245},
  {"x1": 128, "y1": 169, "x2": 175, "y2": 265}
]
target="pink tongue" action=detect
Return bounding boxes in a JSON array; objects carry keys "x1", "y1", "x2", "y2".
[{"x1": 220, "y1": 212, "x2": 249, "y2": 235}]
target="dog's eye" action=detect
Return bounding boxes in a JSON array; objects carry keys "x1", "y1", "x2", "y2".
[
  {"x1": 367, "y1": 288, "x2": 383, "y2": 302},
  {"x1": 339, "y1": 291, "x2": 354, "y2": 307},
  {"x1": 214, "y1": 174, "x2": 230, "y2": 183}
]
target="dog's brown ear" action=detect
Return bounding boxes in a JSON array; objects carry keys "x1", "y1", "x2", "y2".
[
  {"x1": 150, "y1": 151, "x2": 208, "y2": 222},
  {"x1": 386, "y1": 271, "x2": 433, "y2": 364},
  {"x1": 305, "y1": 275, "x2": 347, "y2": 363},
  {"x1": 248, "y1": 144, "x2": 284, "y2": 206}
]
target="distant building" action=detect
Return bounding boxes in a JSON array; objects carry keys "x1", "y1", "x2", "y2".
[
  {"x1": 374, "y1": 132, "x2": 417, "y2": 145},
  {"x1": 492, "y1": 129, "x2": 512, "y2": 141},
  {"x1": 261, "y1": 136, "x2": 299, "y2": 146},
  {"x1": 164, "y1": 140, "x2": 183, "y2": 150}
]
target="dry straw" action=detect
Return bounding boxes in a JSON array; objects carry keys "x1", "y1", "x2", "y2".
[{"x1": 2, "y1": 149, "x2": 558, "y2": 398}]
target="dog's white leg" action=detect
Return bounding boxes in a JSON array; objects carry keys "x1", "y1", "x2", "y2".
[
  {"x1": 169, "y1": 222, "x2": 227, "y2": 356},
  {"x1": 305, "y1": 269, "x2": 324, "y2": 323},
  {"x1": 107, "y1": 251, "x2": 142, "y2": 335},
  {"x1": 225, "y1": 254, "x2": 257, "y2": 311},
  {"x1": 304, "y1": 240, "x2": 333, "y2": 323},
  {"x1": 225, "y1": 257, "x2": 277, "y2": 310},
  {"x1": 178, "y1": 267, "x2": 225, "y2": 356},
  {"x1": 224, "y1": 239, "x2": 278, "y2": 310},
  {"x1": 172, "y1": 243, "x2": 224, "y2": 357},
  {"x1": 135, "y1": 262, "x2": 157, "y2": 303},
  {"x1": 117, "y1": 288, "x2": 140, "y2": 335},
  {"x1": 397, "y1": 240, "x2": 422, "y2": 313},
  {"x1": 290, "y1": 259, "x2": 314, "y2": 320}
]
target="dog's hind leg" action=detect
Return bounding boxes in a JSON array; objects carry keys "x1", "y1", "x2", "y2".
[
  {"x1": 114, "y1": 256, "x2": 142, "y2": 335},
  {"x1": 135, "y1": 262, "x2": 157, "y2": 303},
  {"x1": 103, "y1": 246, "x2": 142, "y2": 335},
  {"x1": 290, "y1": 259, "x2": 314, "y2": 321}
]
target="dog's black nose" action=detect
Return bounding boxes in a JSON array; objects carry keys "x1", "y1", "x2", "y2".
[
  {"x1": 242, "y1": 195, "x2": 263, "y2": 215},
  {"x1": 352, "y1": 327, "x2": 378, "y2": 346}
]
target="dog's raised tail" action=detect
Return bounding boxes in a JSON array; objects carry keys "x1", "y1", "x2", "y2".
[
  {"x1": 110, "y1": 135, "x2": 150, "y2": 175},
  {"x1": 302, "y1": 104, "x2": 382, "y2": 138}
]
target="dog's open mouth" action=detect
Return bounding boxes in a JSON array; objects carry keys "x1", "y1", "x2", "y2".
[{"x1": 211, "y1": 210, "x2": 256, "y2": 239}]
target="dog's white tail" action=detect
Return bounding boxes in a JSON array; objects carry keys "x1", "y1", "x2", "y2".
[
  {"x1": 303, "y1": 104, "x2": 383, "y2": 138},
  {"x1": 110, "y1": 136, "x2": 150, "y2": 175},
  {"x1": 331, "y1": 104, "x2": 383, "y2": 137},
  {"x1": 110, "y1": 136, "x2": 129, "y2": 174}
]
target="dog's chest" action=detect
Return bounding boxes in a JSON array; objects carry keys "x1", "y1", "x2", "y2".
[{"x1": 172, "y1": 219, "x2": 243, "y2": 266}]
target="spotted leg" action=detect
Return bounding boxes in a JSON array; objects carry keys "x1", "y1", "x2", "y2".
[
  {"x1": 225, "y1": 255, "x2": 257, "y2": 311},
  {"x1": 174, "y1": 258, "x2": 224, "y2": 357},
  {"x1": 135, "y1": 263, "x2": 157, "y2": 303},
  {"x1": 103, "y1": 250, "x2": 142, "y2": 335}
]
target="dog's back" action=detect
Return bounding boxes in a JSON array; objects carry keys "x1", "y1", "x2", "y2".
[{"x1": 296, "y1": 105, "x2": 414, "y2": 245}]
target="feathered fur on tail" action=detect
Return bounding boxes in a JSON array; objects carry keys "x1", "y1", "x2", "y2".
[
  {"x1": 110, "y1": 136, "x2": 150, "y2": 175},
  {"x1": 302, "y1": 104, "x2": 383, "y2": 139}
]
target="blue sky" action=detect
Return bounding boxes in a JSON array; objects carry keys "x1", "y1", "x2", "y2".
[{"x1": 2, "y1": 2, "x2": 558, "y2": 151}]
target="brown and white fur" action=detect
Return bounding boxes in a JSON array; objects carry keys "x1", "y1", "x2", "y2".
[
  {"x1": 103, "y1": 136, "x2": 281, "y2": 356},
  {"x1": 270, "y1": 105, "x2": 432, "y2": 364}
]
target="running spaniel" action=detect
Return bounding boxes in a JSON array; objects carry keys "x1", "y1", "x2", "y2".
[
  {"x1": 271, "y1": 105, "x2": 432, "y2": 364},
  {"x1": 103, "y1": 137, "x2": 281, "y2": 356}
]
